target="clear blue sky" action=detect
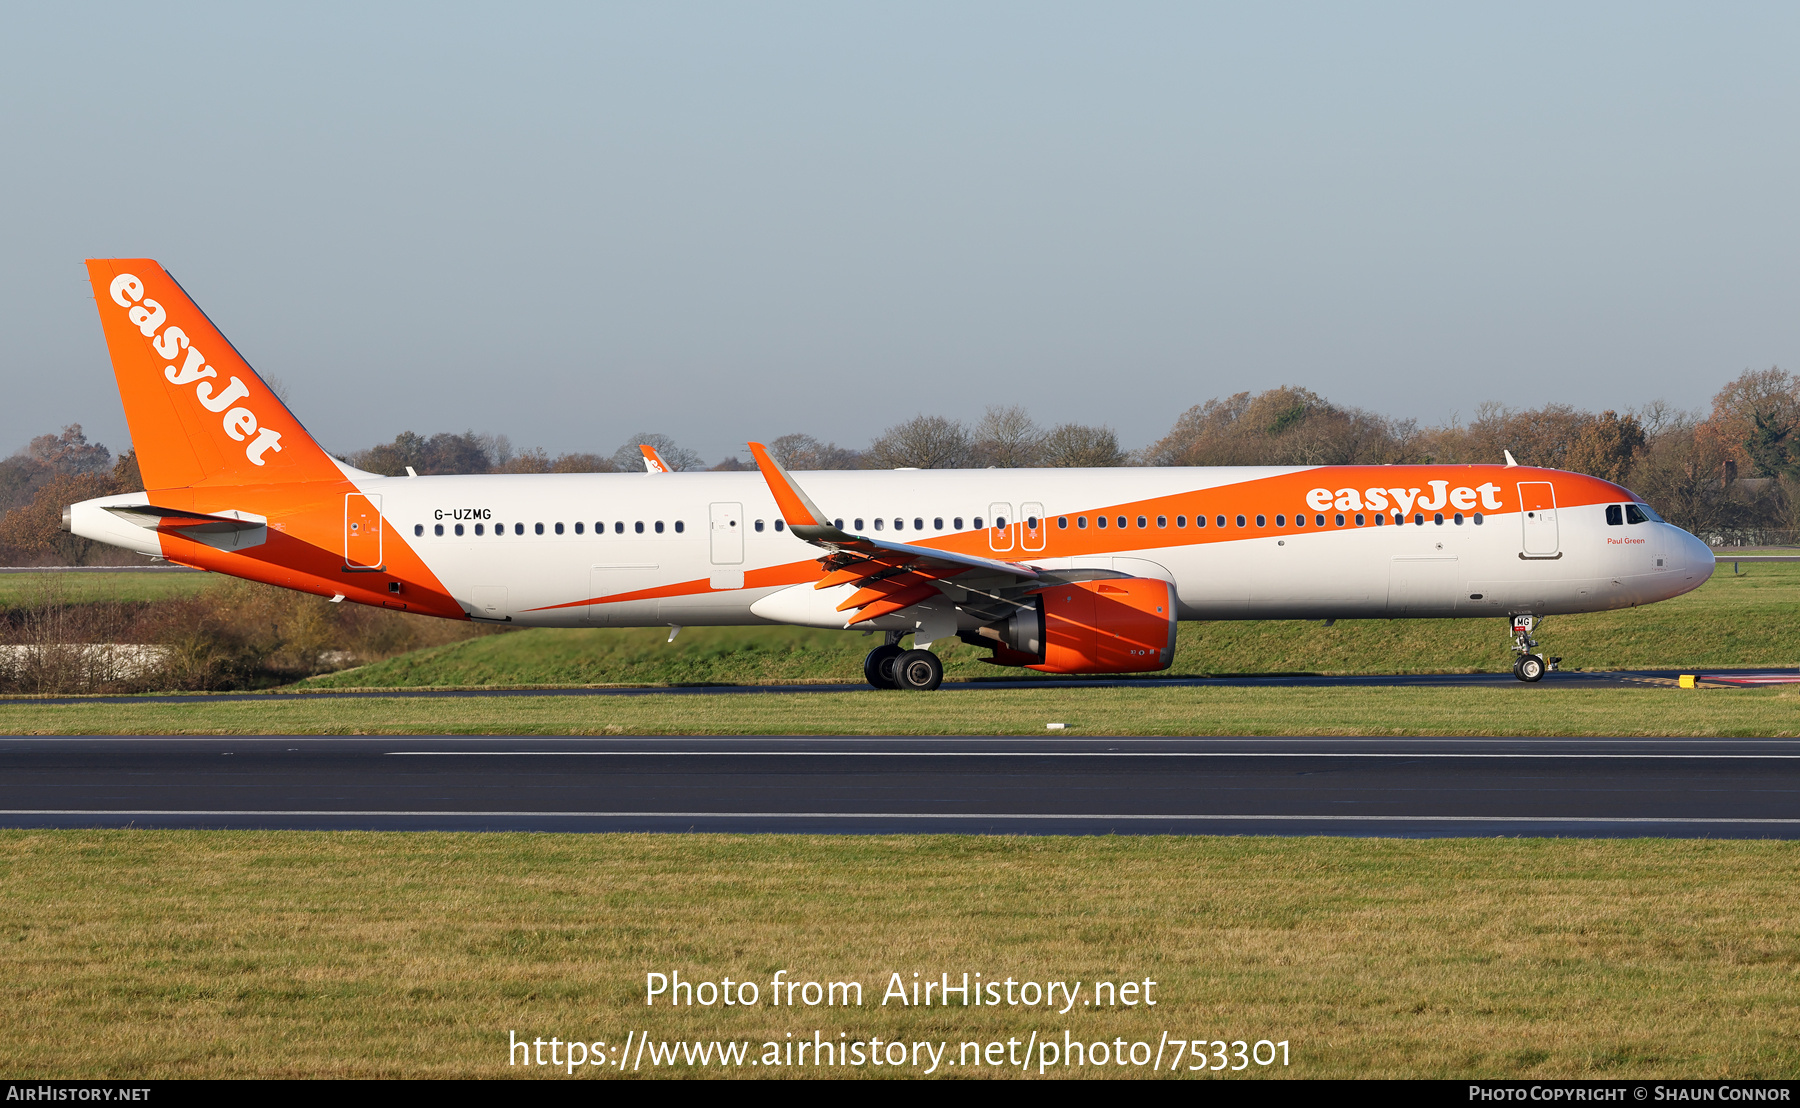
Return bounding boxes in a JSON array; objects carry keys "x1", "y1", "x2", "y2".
[{"x1": 4, "y1": 2, "x2": 1797, "y2": 464}]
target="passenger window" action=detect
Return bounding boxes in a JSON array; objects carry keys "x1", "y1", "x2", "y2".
[
  {"x1": 434, "y1": 523, "x2": 444, "y2": 536},
  {"x1": 1256, "y1": 514, "x2": 1266, "y2": 527},
  {"x1": 873, "y1": 518, "x2": 884, "y2": 530},
  {"x1": 475, "y1": 523, "x2": 485, "y2": 536},
  {"x1": 855, "y1": 518, "x2": 865, "y2": 530},
  {"x1": 998, "y1": 517, "x2": 1010, "y2": 529},
  {"x1": 574, "y1": 522, "x2": 584, "y2": 534},
  {"x1": 1097, "y1": 516, "x2": 1108, "y2": 529},
  {"x1": 1275, "y1": 515, "x2": 1285, "y2": 527},
  {"x1": 455, "y1": 523, "x2": 464, "y2": 536},
  {"x1": 615, "y1": 521, "x2": 625, "y2": 534},
  {"x1": 1316, "y1": 514, "x2": 1326, "y2": 526},
  {"x1": 973, "y1": 517, "x2": 983, "y2": 529},
  {"x1": 675, "y1": 520, "x2": 685, "y2": 533},
  {"x1": 1473, "y1": 513, "x2": 1484, "y2": 525},
  {"x1": 834, "y1": 519, "x2": 844, "y2": 530},
  {"x1": 755, "y1": 520, "x2": 765, "y2": 532},
  {"x1": 914, "y1": 518, "x2": 924, "y2": 530},
  {"x1": 953, "y1": 517, "x2": 963, "y2": 529},
  {"x1": 893, "y1": 518, "x2": 903, "y2": 531},
  {"x1": 554, "y1": 522, "x2": 564, "y2": 535},
  {"x1": 936, "y1": 518, "x2": 945, "y2": 530},
  {"x1": 1453, "y1": 513, "x2": 1464, "y2": 525},
  {"x1": 1114, "y1": 516, "x2": 1124, "y2": 528},
  {"x1": 1057, "y1": 517, "x2": 1067, "y2": 529},
  {"x1": 1077, "y1": 516, "x2": 1088, "y2": 529},
  {"x1": 1373, "y1": 513, "x2": 1383, "y2": 526},
  {"x1": 413, "y1": 524, "x2": 423, "y2": 536},
  {"x1": 1157, "y1": 515, "x2": 1167, "y2": 528},
  {"x1": 1176, "y1": 515, "x2": 1187, "y2": 527},
  {"x1": 1236, "y1": 515, "x2": 1247, "y2": 528},
  {"x1": 1354, "y1": 514, "x2": 1364, "y2": 526},
  {"x1": 1413, "y1": 514, "x2": 1423, "y2": 525},
  {"x1": 1334, "y1": 514, "x2": 1345, "y2": 526},
  {"x1": 1606, "y1": 504, "x2": 1624, "y2": 526},
  {"x1": 655, "y1": 521, "x2": 665, "y2": 533},
  {"x1": 774, "y1": 520, "x2": 785, "y2": 532},
  {"x1": 1216, "y1": 515, "x2": 1226, "y2": 528},
  {"x1": 1625, "y1": 504, "x2": 1648, "y2": 525},
  {"x1": 1294, "y1": 514, "x2": 1304, "y2": 528},
  {"x1": 1433, "y1": 513, "x2": 1444, "y2": 525},
  {"x1": 1136, "y1": 515, "x2": 1147, "y2": 528},
  {"x1": 516, "y1": 523, "x2": 525, "y2": 535},
  {"x1": 634, "y1": 521, "x2": 644, "y2": 533},
  {"x1": 1195, "y1": 515, "x2": 1205, "y2": 528}
]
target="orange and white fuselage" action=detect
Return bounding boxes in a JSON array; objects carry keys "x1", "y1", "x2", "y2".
[{"x1": 65, "y1": 259, "x2": 1714, "y2": 671}]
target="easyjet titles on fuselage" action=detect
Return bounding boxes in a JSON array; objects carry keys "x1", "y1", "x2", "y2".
[{"x1": 1305, "y1": 481, "x2": 1506, "y2": 515}]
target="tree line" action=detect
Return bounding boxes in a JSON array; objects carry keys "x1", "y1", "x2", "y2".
[{"x1": 4, "y1": 367, "x2": 1797, "y2": 563}]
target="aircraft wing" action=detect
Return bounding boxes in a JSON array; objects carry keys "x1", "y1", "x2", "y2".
[{"x1": 747, "y1": 441, "x2": 1040, "y2": 623}]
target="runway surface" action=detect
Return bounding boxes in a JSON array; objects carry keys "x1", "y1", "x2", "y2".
[
  {"x1": 4, "y1": 667, "x2": 1793, "y2": 706},
  {"x1": 4, "y1": 734, "x2": 1798, "y2": 837}
]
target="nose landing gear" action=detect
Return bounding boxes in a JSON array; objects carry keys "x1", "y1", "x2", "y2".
[{"x1": 1509, "y1": 614, "x2": 1561, "y2": 683}]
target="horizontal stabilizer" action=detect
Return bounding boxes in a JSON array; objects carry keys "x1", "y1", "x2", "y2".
[{"x1": 104, "y1": 505, "x2": 266, "y2": 534}]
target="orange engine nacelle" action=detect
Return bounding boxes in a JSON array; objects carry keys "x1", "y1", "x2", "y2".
[{"x1": 972, "y1": 578, "x2": 1178, "y2": 674}]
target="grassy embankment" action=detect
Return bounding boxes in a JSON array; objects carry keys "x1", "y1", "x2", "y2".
[
  {"x1": 2, "y1": 831, "x2": 1796, "y2": 1079},
  {"x1": 3, "y1": 683, "x2": 1799, "y2": 737},
  {"x1": 298, "y1": 560, "x2": 1800, "y2": 689}
]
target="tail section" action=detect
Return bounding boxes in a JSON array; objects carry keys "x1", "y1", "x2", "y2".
[{"x1": 84, "y1": 259, "x2": 344, "y2": 490}]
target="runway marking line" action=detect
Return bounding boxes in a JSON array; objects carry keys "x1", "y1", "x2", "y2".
[{"x1": 2, "y1": 810, "x2": 1798, "y2": 823}]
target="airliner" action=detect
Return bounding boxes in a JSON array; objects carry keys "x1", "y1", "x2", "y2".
[{"x1": 64, "y1": 259, "x2": 1714, "y2": 690}]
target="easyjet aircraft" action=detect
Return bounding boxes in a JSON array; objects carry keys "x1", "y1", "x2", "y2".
[{"x1": 65, "y1": 259, "x2": 1714, "y2": 689}]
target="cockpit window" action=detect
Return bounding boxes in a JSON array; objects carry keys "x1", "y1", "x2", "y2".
[
  {"x1": 1606, "y1": 504, "x2": 1624, "y2": 526},
  {"x1": 1634, "y1": 502, "x2": 1663, "y2": 523},
  {"x1": 1625, "y1": 504, "x2": 1649, "y2": 525}
]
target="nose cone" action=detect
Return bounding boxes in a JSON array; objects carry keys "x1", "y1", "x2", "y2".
[{"x1": 1671, "y1": 526, "x2": 1715, "y2": 591}]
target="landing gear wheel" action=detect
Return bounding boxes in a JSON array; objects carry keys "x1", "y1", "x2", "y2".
[
  {"x1": 894, "y1": 649, "x2": 944, "y2": 691},
  {"x1": 863, "y1": 644, "x2": 903, "y2": 690},
  {"x1": 1515, "y1": 654, "x2": 1545, "y2": 682}
]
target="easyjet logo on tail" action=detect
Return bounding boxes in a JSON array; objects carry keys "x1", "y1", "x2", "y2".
[
  {"x1": 1306, "y1": 481, "x2": 1505, "y2": 514},
  {"x1": 107, "y1": 273, "x2": 284, "y2": 467}
]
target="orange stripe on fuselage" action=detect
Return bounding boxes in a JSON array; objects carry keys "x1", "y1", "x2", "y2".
[{"x1": 527, "y1": 465, "x2": 1628, "y2": 615}]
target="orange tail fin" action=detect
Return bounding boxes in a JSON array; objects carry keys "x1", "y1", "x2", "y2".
[{"x1": 84, "y1": 259, "x2": 344, "y2": 490}]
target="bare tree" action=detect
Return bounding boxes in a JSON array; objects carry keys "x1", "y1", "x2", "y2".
[
  {"x1": 1039, "y1": 423, "x2": 1127, "y2": 467},
  {"x1": 862, "y1": 415, "x2": 972, "y2": 469},
  {"x1": 969, "y1": 405, "x2": 1044, "y2": 467},
  {"x1": 1140, "y1": 387, "x2": 1414, "y2": 467},
  {"x1": 768, "y1": 433, "x2": 863, "y2": 470}
]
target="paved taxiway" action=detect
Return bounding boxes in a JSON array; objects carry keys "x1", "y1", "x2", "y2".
[
  {"x1": 3, "y1": 734, "x2": 1798, "y2": 837},
  {"x1": 3, "y1": 667, "x2": 1784, "y2": 706}
]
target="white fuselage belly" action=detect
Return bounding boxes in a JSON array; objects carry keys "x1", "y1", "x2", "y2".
[{"x1": 356, "y1": 466, "x2": 1711, "y2": 629}]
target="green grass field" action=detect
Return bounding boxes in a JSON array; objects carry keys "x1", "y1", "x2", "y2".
[
  {"x1": 3, "y1": 684, "x2": 1796, "y2": 737},
  {"x1": 298, "y1": 560, "x2": 1800, "y2": 689},
  {"x1": 3, "y1": 832, "x2": 1796, "y2": 1078},
  {"x1": 0, "y1": 569, "x2": 225, "y2": 605}
]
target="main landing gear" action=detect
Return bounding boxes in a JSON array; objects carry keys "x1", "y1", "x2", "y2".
[
  {"x1": 1509, "y1": 614, "x2": 1562, "y2": 683},
  {"x1": 863, "y1": 632, "x2": 945, "y2": 691}
]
